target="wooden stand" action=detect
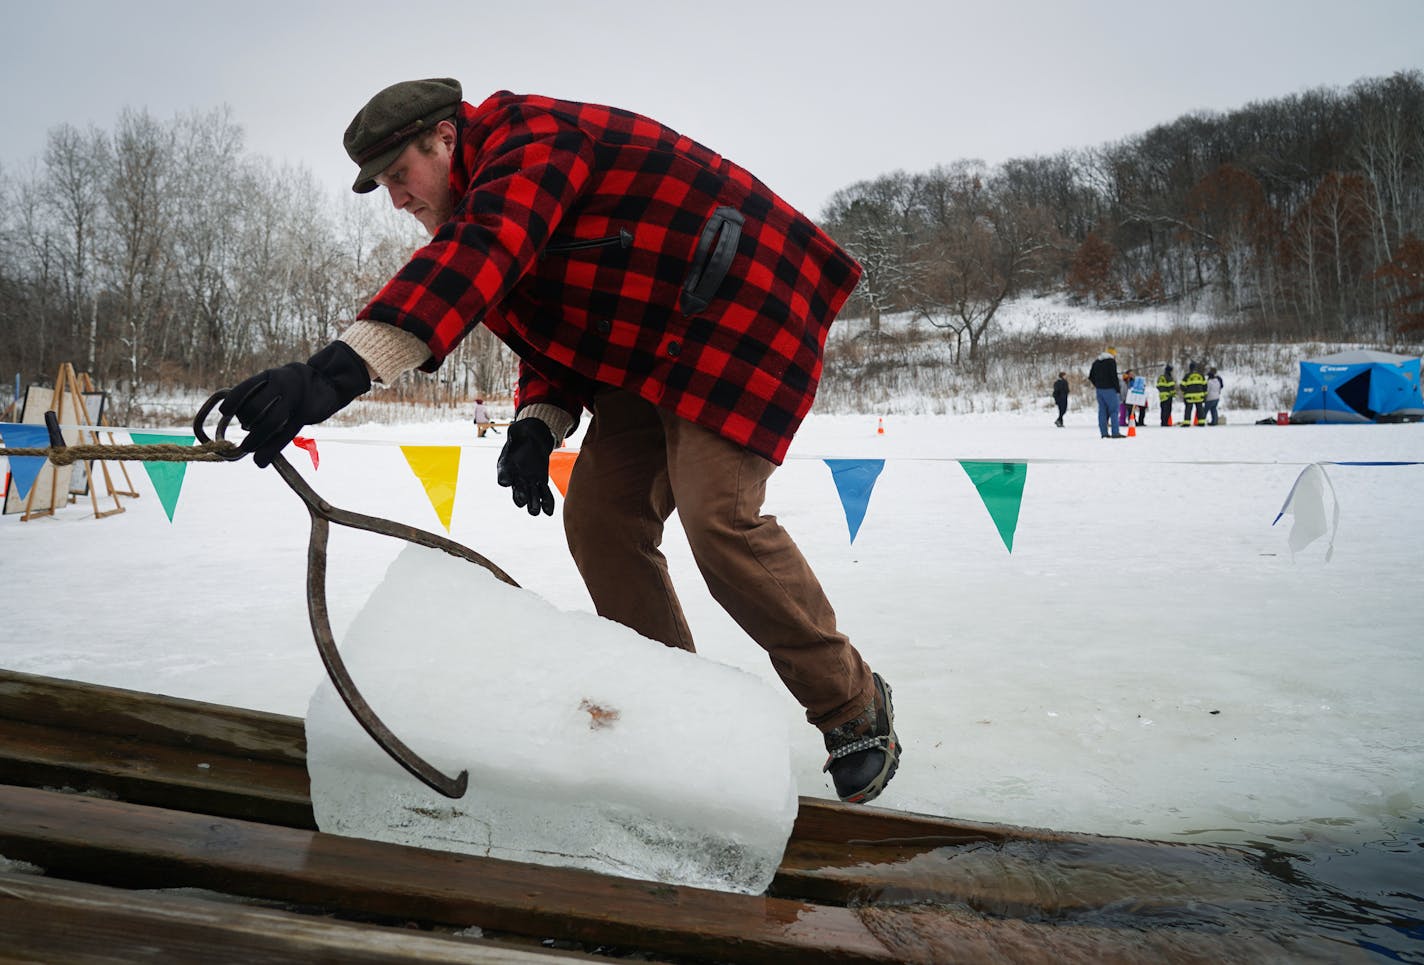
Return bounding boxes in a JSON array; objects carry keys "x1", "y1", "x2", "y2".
[{"x1": 13, "y1": 363, "x2": 129, "y2": 521}]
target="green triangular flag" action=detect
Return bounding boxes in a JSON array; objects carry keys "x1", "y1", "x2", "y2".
[
  {"x1": 130, "y1": 432, "x2": 195, "y2": 522},
  {"x1": 959, "y1": 460, "x2": 1027, "y2": 553}
]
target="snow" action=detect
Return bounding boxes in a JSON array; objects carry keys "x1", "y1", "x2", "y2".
[
  {"x1": 2, "y1": 406, "x2": 1421, "y2": 904},
  {"x1": 305, "y1": 544, "x2": 798, "y2": 894}
]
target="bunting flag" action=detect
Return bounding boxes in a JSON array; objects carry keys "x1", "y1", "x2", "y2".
[
  {"x1": 959, "y1": 460, "x2": 1028, "y2": 553},
  {"x1": 400, "y1": 445, "x2": 461, "y2": 531},
  {"x1": 129, "y1": 432, "x2": 195, "y2": 522},
  {"x1": 1272, "y1": 463, "x2": 1339, "y2": 560},
  {"x1": 291, "y1": 436, "x2": 320, "y2": 470},
  {"x1": 824, "y1": 458, "x2": 885, "y2": 543},
  {"x1": 548, "y1": 449, "x2": 579, "y2": 498},
  {"x1": 0, "y1": 423, "x2": 50, "y2": 500}
]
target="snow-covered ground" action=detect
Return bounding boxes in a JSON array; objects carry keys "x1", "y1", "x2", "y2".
[{"x1": 3, "y1": 403, "x2": 1421, "y2": 927}]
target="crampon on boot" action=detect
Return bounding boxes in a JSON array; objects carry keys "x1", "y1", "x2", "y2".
[{"x1": 822, "y1": 673, "x2": 900, "y2": 804}]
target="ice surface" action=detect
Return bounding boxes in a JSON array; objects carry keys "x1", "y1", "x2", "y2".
[{"x1": 305, "y1": 544, "x2": 798, "y2": 895}]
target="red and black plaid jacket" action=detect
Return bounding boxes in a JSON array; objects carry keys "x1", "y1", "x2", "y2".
[{"x1": 356, "y1": 91, "x2": 861, "y2": 464}]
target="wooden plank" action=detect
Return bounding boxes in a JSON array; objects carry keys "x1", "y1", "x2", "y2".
[
  {"x1": 0, "y1": 669, "x2": 305, "y2": 765},
  {"x1": 0, "y1": 669, "x2": 1112, "y2": 848},
  {"x1": 0, "y1": 716, "x2": 313, "y2": 829},
  {"x1": 0, "y1": 871, "x2": 601, "y2": 964},
  {"x1": 0, "y1": 788, "x2": 1362, "y2": 965},
  {"x1": 0, "y1": 668, "x2": 1364, "y2": 962},
  {"x1": 0, "y1": 785, "x2": 899, "y2": 964}
]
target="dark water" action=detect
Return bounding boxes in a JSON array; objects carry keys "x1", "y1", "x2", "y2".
[
  {"x1": 1188, "y1": 817, "x2": 1424, "y2": 962},
  {"x1": 832, "y1": 811, "x2": 1424, "y2": 962}
]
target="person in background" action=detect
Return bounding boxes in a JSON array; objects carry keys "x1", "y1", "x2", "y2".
[
  {"x1": 1052, "y1": 371, "x2": 1069, "y2": 427},
  {"x1": 1156, "y1": 365, "x2": 1177, "y2": 426},
  {"x1": 1118, "y1": 369, "x2": 1132, "y2": 428},
  {"x1": 471, "y1": 397, "x2": 496, "y2": 438},
  {"x1": 216, "y1": 78, "x2": 899, "y2": 804},
  {"x1": 1122, "y1": 369, "x2": 1148, "y2": 428},
  {"x1": 1205, "y1": 367, "x2": 1224, "y2": 425},
  {"x1": 1088, "y1": 347, "x2": 1124, "y2": 438},
  {"x1": 1181, "y1": 362, "x2": 1208, "y2": 426}
]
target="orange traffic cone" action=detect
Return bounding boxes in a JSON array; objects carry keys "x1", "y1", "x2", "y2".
[
  {"x1": 877, "y1": 417, "x2": 885, "y2": 435},
  {"x1": 1127, "y1": 414, "x2": 1136, "y2": 437}
]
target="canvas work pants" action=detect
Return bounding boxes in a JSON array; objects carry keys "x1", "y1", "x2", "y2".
[{"x1": 562, "y1": 389, "x2": 874, "y2": 731}]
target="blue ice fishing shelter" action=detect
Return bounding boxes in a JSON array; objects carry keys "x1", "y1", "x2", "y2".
[{"x1": 1289, "y1": 349, "x2": 1424, "y2": 423}]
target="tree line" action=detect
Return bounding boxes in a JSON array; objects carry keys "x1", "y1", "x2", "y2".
[
  {"x1": 0, "y1": 106, "x2": 514, "y2": 421},
  {"x1": 819, "y1": 70, "x2": 1424, "y2": 361},
  {"x1": 2, "y1": 72, "x2": 1421, "y2": 421}
]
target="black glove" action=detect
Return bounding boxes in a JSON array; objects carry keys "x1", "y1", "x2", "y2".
[
  {"x1": 496, "y1": 418, "x2": 556, "y2": 516},
  {"x1": 219, "y1": 341, "x2": 371, "y2": 468}
]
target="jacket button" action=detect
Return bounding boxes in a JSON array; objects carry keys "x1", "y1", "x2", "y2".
[
  {"x1": 666, "y1": 340, "x2": 681, "y2": 357},
  {"x1": 595, "y1": 319, "x2": 611, "y2": 334}
]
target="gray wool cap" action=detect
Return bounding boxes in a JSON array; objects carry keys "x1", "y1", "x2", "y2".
[{"x1": 343, "y1": 78, "x2": 462, "y2": 193}]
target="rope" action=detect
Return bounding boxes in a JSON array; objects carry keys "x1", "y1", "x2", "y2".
[{"x1": 0, "y1": 440, "x2": 238, "y2": 465}]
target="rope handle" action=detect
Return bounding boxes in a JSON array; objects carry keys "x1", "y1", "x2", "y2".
[{"x1": 0, "y1": 411, "x2": 238, "y2": 464}]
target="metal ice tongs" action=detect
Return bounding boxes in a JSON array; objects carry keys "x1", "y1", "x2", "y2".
[{"x1": 195, "y1": 391, "x2": 520, "y2": 798}]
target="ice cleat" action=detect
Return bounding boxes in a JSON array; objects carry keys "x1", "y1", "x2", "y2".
[{"x1": 823, "y1": 673, "x2": 900, "y2": 804}]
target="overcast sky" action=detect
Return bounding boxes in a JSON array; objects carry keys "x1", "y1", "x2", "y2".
[{"x1": 4, "y1": 0, "x2": 1422, "y2": 218}]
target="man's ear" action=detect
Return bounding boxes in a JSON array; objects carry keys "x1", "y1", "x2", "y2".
[{"x1": 436, "y1": 118, "x2": 458, "y2": 151}]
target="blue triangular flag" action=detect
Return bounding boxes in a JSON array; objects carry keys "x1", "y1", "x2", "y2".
[
  {"x1": 824, "y1": 458, "x2": 886, "y2": 543},
  {"x1": 0, "y1": 423, "x2": 51, "y2": 500}
]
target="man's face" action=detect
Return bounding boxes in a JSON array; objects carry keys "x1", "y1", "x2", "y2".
[{"x1": 375, "y1": 121, "x2": 456, "y2": 236}]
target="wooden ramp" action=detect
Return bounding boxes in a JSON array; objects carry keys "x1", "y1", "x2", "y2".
[{"x1": 0, "y1": 670, "x2": 1366, "y2": 963}]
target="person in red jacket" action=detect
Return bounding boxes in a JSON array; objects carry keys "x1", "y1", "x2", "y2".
[{"x1": 220, "y1": 78, "x2": 899, "y2": 803}]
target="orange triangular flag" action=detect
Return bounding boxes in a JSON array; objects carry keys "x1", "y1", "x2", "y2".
[
  {"x1": 548, "y1": 449, "x2": 580, "y2": 497},
  {"x1": 400, "y1": 445, "x2": 461, "y2": 531}
]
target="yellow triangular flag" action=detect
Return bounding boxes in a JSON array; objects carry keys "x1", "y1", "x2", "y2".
[{"x1": 400, "y1": 445, "x2": 461, "y2": 531}]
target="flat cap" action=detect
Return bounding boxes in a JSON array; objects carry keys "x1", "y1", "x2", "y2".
[{"x1": 344, "y1": 77, "x2": 462, "y2": 193}]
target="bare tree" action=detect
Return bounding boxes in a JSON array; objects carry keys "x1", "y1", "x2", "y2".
[
  {"x1": 912, "y1": 165, "x2": 1061, "y2": 364},
  {"x1": 42, "y1": 124, "x2": 109, "y2": 373},
  {"x1": 821, "y1": 173, "x2": 919, "y2": 335},
  {"x1": 102, "y1": 108, "x2": 178, "y2": 410}
]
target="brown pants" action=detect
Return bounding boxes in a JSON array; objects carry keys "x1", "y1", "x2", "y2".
[{"x1": 563, "y1": 390, "x2": 874, "y2": 731}]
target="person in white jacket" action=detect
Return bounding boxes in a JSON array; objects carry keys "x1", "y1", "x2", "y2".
[
  {"x1": 472, "y1": 398, "x2": 496, "y2": 438},
  {"x1": 1205, "y1": 368, "x2": 1224, "y2": 425}
]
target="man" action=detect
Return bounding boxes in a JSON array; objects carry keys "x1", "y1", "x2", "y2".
[
  {"x1": 1087, "y1": 347, "x2": 1123, "y2": 438},
  {"x1": 1205, "y1": 367, "x2": 1224, "y2": 425},
  {"x1": 1052, "y1": 372, "x2": 1069, "y2": 427},
  {"x1": 218, "y1": 79, "x2": 899, "y2": 804},
  {"x1": 1181, "y1": 362, "x2": 1208, "y2": 426},
  {"x1": 1156, "y1": 365, "x2": 1176, "y2": 426}
]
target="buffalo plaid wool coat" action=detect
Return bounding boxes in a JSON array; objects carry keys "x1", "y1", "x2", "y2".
[{"x1": 356, "y1": 91, "x2": 862, "y2": 465}]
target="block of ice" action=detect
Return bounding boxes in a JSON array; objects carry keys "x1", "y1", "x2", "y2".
[{"x1": 305, "y1": 544, "x2": 798, "y2": 894}]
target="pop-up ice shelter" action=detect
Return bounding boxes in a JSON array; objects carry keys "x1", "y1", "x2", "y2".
[{"x1": 1289, "y1": 349, "x2": 1424, "y2": 423}]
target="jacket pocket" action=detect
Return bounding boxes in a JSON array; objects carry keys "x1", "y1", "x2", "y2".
[
  {"x1": 543, "y1": 228, "x2": 633, "y2": 255},
  {"x1": 680, "y1": 206, "x2": 744, "y2": 316}
]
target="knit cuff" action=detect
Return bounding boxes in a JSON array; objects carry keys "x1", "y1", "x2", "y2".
[
  {"x1": 517, "y1": 403, "x2": 574, "y2": 443},
  {"x1": 339, "y1": 321, "x2": 432, "y2": 385}
]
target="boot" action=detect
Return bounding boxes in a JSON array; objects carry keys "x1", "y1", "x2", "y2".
[{"x1": 823, "y1": 673, "x2": 900, "y2": 804}]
